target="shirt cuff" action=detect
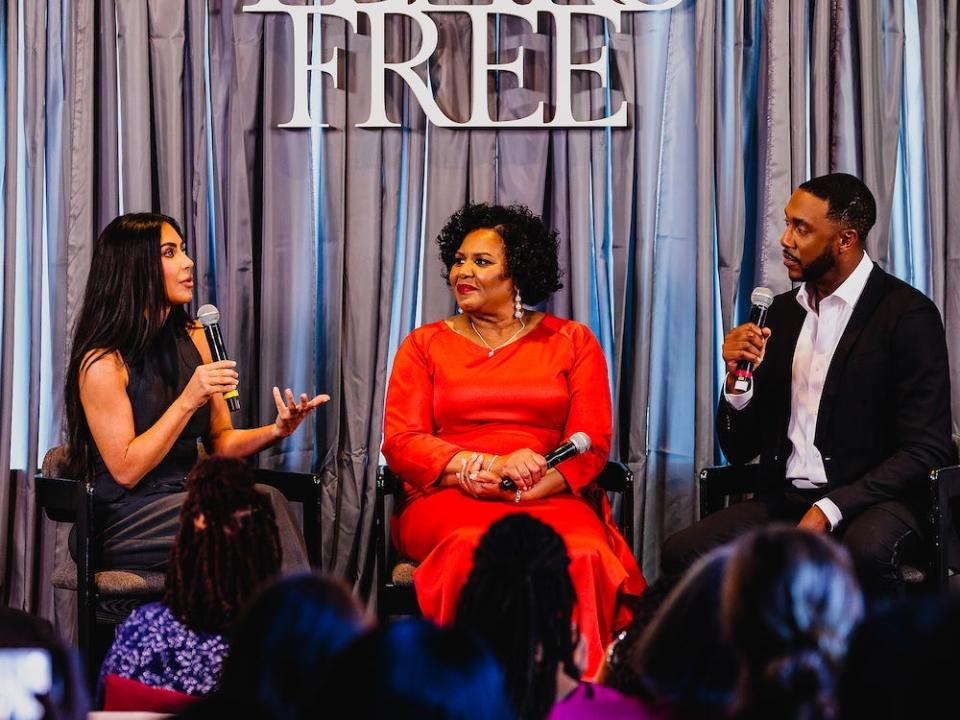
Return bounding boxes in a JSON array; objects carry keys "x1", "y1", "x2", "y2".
[
  {"x1": 723, "y1": 376, "x2": 753, "y2": 410},
  {"x1": 814, "y1": 498, "x2": 843, "y2": 532}
]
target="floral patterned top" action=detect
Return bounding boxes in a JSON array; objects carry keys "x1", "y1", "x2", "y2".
[{"x1": 98, "y1": 602, "x2": 229, "y2": 697}]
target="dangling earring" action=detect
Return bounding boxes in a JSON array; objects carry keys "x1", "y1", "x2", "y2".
[
  {"x1": 514, "y1": 289, "x2": 523, "y2": 320},
  {"x1": 457, "y1": 305, "x2": 463, "y2": 314}
]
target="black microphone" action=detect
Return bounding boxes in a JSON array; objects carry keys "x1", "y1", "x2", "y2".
[
  {"x1": 499, "y1": 432, "x2": 592, "y2": 491},
  {"x1": 732, "y1": 287, "x2": 774, "y2": 392},
  {"x1": 197, "y1": 304, "x2": 241, "y2": 413}
]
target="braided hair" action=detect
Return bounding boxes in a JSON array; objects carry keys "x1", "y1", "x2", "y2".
[
  {"x1": 164, "y1": 456, "x2": 282, "y2": 635},
  {"x1": 722, "y1": 526, "x2": 864, "y2": 720},
  {"x1": 455, "y1": 513, "x2": 578, "y2": 720}
]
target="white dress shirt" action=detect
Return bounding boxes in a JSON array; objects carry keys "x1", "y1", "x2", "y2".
[{"x1": 725, "y1": 252, "x2": 875, "y2": 531}]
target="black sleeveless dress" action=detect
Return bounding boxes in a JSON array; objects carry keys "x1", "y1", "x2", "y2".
[
  {"x1": 88, "y1": 327, "x2": 210, "y2": 569},
  {"x1": 82, "y1": 324, "x2": 310, "y2": 573}
]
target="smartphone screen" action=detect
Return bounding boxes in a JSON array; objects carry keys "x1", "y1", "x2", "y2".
[{"x1": 0, "y1": 648, "x2": 52, "y2": 720}]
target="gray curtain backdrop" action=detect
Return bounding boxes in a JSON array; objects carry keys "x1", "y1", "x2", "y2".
[{"x1": 2, "y1": 0, "x2": 958, "y2": 623}]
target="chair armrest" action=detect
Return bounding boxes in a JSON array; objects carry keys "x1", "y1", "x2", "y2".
[
  {"x1": 930, "y1": 464, "x2": 960, "y2": 501},
  {"x1": 377, "y1": 466, "x2": 404, "y2": 497},
  {"x1": 596, "y1": 461, "x2": 632, "y2": 494},
  {"x1": 929, "y1": 465, "x2": 960, "y2": 592},
  {"x1": 699, "y1": 464, "x2": 763, "y2": 519},
  {"x1": 35, "y1": 473, "x2": 96, "y2": 651},
  {"x1": 253, "y1": 468, "x2": 320, "y2": 504},
  {"x1": 35, "y1": 475, "x2": 82, "y2": 523},
  {"x1": 253, "y1": 468, "x2": 322, "y2": 567},
  {"x1": 586, "y1": 462, "x2": 634, "y2": 550}
]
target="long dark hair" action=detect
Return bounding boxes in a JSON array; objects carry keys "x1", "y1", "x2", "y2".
[
  {"x1": 64, "y1": 212, "x2": 190, "y2": 478},
  {"x1": 617, "y1": 545, "x2": 738, "y2": 719},
  {"x1": 455, "y1": 513, "x2": 578, "y2": 720},
  {"x1": 163, "y1": 456, "x2": 281, "y2": 634}
]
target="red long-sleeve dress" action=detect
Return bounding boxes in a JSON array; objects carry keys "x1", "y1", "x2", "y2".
[{"x1": 382, "y1": 314, "x2": 646, "y2": 676}]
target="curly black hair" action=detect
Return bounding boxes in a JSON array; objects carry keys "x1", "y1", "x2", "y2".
[{"x1": 436, "y1": 203, "x2": 563, "y2": 306}]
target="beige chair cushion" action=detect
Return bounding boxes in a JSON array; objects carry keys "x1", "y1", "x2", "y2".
[
  {"x1": 391, "y1": 562, "x2": 418, "y2": 586},
  {"x1": 52, "y1": 564, "x2": 166, "y2": 595},
  {"x1": 41, "y1": 446, "x2": 70, "y2": 478}
]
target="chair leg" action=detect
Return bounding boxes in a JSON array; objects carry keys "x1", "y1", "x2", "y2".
[{"x1": 78, "y1": 590, "x2": 98, "y2": 690}]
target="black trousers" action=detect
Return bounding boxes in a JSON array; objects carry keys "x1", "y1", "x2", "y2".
[{"x1": 661, "y1": 487, "x2": 922, "y2": 596}]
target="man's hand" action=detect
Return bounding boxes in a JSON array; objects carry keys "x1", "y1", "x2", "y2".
[
  {"x1": 722, "y1": 323, "x2": 772, "y2": 393},
  {"x1": 797, "y1": 505, "x2": 830, "y2": 533}
]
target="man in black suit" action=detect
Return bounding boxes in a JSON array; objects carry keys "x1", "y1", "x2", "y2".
[{"x1": 662, "y1": 173, "x2": 954, "y2": 594}]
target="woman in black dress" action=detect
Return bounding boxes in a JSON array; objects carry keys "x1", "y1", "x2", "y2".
[{"x1": 64, "y1": 213, "x2": 326, "y2": 571}]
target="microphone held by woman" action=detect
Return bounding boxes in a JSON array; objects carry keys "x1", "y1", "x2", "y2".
[{"x1": 500, "y1": 432, "x2": 592, "y2": 491}]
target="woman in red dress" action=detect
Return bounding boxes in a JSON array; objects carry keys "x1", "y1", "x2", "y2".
[{"x1": 382, "y1": 204, "x2": 646, "y2": 676}]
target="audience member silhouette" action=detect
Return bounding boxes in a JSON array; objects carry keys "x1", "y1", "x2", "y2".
[
  {"x1": 99, "y1": 456, "x2": 281, "y2": 705},
  {"x1": 182, "y1": 573, "x2": 365, "y2": 719},
  {"x1": 456, "y1": 514, "x2": 579, "y2": 720},
  {"x1": 0, "y1": 608, "x2": 88, "y2": 720},
  {"x1": 602, "y1": 544, "x2": 739, "y2": 719},
  {"x1": 839, "y1": 594, "x2": 960, "y2": 719},
  {"x1": 324, "y1": 618, "x2": 514, "y2": 720},
  {"x1": 723, "y1": 526, "x2": 864, "y2": 720}
]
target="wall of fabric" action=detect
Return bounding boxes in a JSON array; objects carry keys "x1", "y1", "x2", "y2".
[{"x1": 1, "y1": 0, "x2": 957, "y2": 621}]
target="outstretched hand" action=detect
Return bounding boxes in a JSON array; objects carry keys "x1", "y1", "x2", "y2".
[{"x1": 272, "y1": 386, "x2": 330, "y2": 438}]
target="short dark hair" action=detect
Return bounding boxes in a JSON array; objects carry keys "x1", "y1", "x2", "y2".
[
  {"x1": 325, "y1": 618, "x2": 514, "y2": 720},
  {"x1": 798, "y1": 173, "x2": 877, "y2": 242},
  {"x1": 437, "y1": 203, "x2": 563, "y2": 305},
  {"x1": 210, "y1": 574, "x2": 365, "y2": 719},
  {"x1": 164, "y1": 456, "x2": 282, "y2": 634},
  {"x1": 456, "y1": 513, "x2": 577, "y2": 719}
]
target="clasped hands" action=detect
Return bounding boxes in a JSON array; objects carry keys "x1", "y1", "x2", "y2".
[{"x1": 456, "y1": 448, "x2": 548, "y2": 500}]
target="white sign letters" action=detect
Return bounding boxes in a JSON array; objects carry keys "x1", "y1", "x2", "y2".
[{"x1": 243, "y1": 0, "x2": 681, "y2": 129}]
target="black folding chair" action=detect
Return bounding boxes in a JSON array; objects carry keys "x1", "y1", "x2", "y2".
[
  {"x1": 698, "y1": 463, "x2": 960, "y2": 592},
  {"x1": 35, "y1": 446, "x2": 322, "y2": 687}
]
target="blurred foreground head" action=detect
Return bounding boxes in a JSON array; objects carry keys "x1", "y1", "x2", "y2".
[
  {"x1": 456, "y1": 513, "x2": 577, "y2": 720},
  {"x1": 723, "y1": 526, "x2": 863, "y2": 720},
  {"x1": 325, "y1": 618, "x2": 513, "y2": 720}
]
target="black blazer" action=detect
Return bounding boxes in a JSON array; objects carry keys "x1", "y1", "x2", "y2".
[{"x1": 717, "y1": 264, "x2": 954, "y2": 521}]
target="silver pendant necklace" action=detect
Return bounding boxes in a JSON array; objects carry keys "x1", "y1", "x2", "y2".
[{"x1": 470, "y1": 314, "x2": 526, "y2": 357}]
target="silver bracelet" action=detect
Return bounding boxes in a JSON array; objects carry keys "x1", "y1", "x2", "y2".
[{"x1": 486, "y1": 454, "x2": 499, "y2": 472}]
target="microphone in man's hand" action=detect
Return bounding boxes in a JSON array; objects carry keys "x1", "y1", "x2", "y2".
[
  {"x1": 197, "y1": 304, "x2": 241, "y2": 413},
  {"x1": 733, "y1": 287, "x2": 775, "y2": 392},
  {"x1": 499, "y1": 432, "x2": 592, "y2": 491}
]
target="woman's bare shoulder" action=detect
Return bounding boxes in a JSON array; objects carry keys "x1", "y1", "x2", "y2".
[{"x1": 78, "y1": 348, "x2": 127, "y2": 388}]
